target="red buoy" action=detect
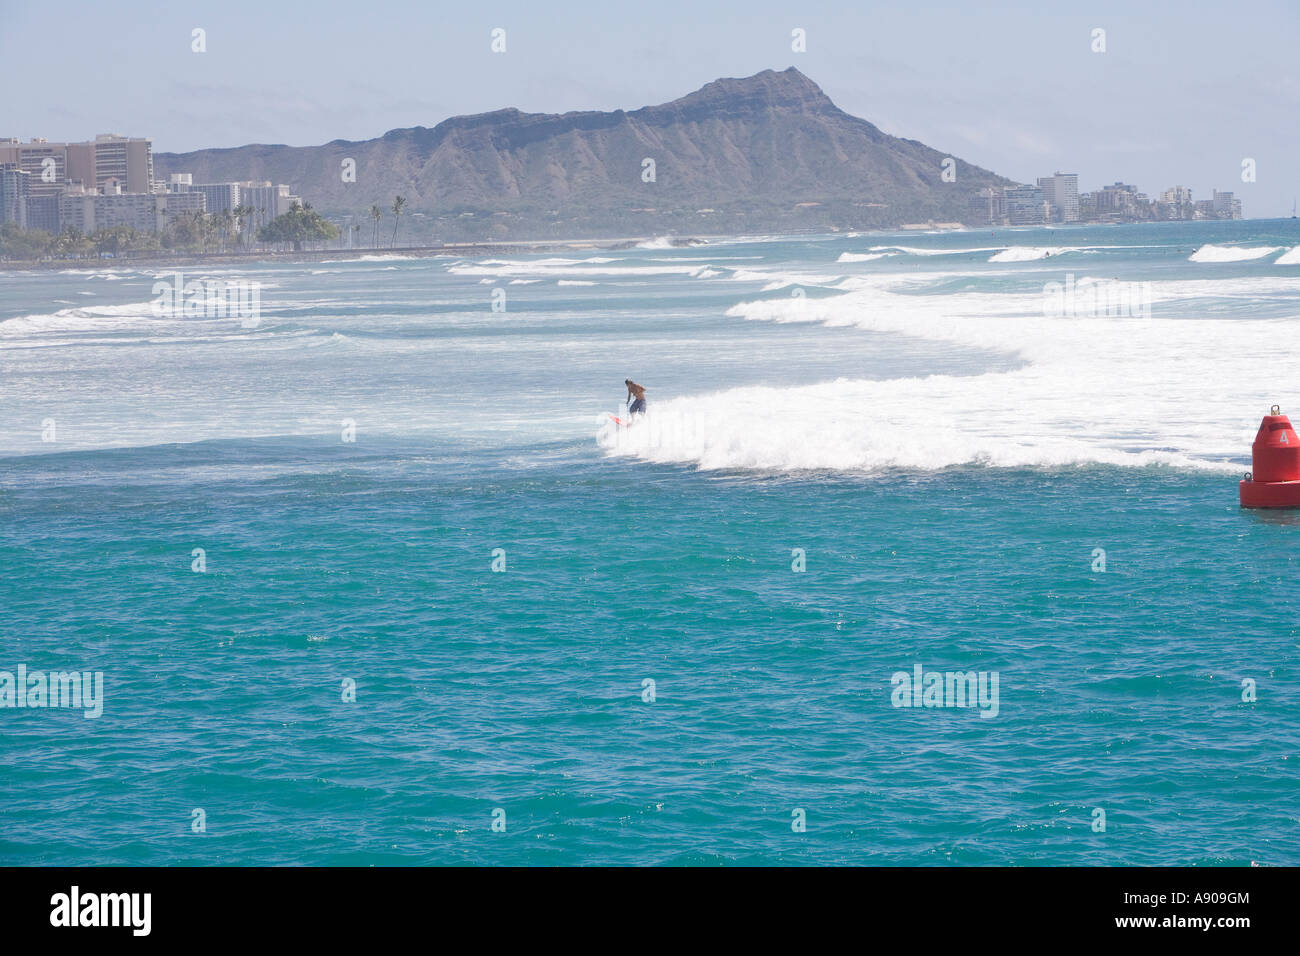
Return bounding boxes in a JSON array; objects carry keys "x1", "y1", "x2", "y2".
[{"x1": 1240, "y1": 406, "x2": 1300, "y2": 508}]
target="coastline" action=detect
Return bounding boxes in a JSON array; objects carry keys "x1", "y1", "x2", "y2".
[
  {"x1": 1, "y1": 217, "x2": 1289, "y2": 273},
  {"x1": 0, "y1": 235, "x2": 709, "y2": 273}
]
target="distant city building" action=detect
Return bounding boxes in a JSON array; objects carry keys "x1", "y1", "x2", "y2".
[
  {"x1": 1085, "y1": 182, "x2": 1146, "y2": 221},
  {"x1": 55, "y1": 180, "x2": 206, "y2": 233},
  {"x1": 26, "y1": 195, "x2": 60, "y2": 232},
  {"x1": 1153, "y1": 185, "x2": 1194, "y2": 221},
  {"x1": 1211, "y1": 189, "x2": 1242, "y2": 219},
  {"x1": 0, "y1": 134, "x2": 153, "y2": 198},
  {"x1": 968, "y1": 186, "x2": 1005, "y2": 225},
  {"x1": 1191, "y1": 190, "x2": 1242, "y2": 220},
  {"x1": 89, "y1": 134, "x2": 154, "y2": 193},
  {"x1": 1099, "y1": 181, "x2": 1138, "y2": 208},
  {"x1": 1, "y1": 133, "x2": 311, "y2": 238},
  {"x1": 1036, "y1": 172, "x2": 1079, "y2": 222},
  {"x1": 57, "y1": 185, "x2": 95, "y2": 234},
  {"x1": 94, "y1": 191, "x2": 166, "y2": 232},
  {"x1": 162, "y1": 174, "x2": 243, "y2": 223},
  {"x1": 0, "y1": 163, "x2": 30, "y2": 228},
  {"x1": 160, "y1": 190, "x2": 206, "y2": 226},
  {"x1": 238, "y1": 181, "x2": 301, "y2": 231},
  {"x1": 0, "y1": 138, "x2": 66, "y2": 198},
  {"x1": 192, "y1": 182, "x2": 242, "y2": 216},
  {"x1": 1004, "y1": 184, "x2": 1049, "y2": 225}
]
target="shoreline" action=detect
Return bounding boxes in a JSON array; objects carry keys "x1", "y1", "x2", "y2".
[
  {"x1": 0, "y1": 217, "x2": 1290, "y2": 273},
  {"x1": 0, "y1": 235, "x2": 709, "y2": 273}
]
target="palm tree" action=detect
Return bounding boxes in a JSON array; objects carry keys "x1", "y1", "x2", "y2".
[
  {"x1": 370, "y1": 204, "x2": 383, "y2": 248},
  {"x1": 232, "y1": 204, "x2": 253, "y2": 250},
  {"x1": 194, "y1": 212, "x2": 211, "y2": 254},
  {"x1": 217, "y1": 209, "x2": 235, "y2": 252},
  {"x1": 391, "y1": 195, "x2": 405, "y2": 248}
]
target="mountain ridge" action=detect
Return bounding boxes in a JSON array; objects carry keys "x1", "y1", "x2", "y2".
[{"x1": 155, "y1": 67, "x2": 1009, "y2": 240}]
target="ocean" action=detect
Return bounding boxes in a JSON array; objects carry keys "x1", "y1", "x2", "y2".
[{"x1": 1, "y1": 220, "x2": 1298, "y2": 865}]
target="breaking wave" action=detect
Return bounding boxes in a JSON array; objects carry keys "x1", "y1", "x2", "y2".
[
  {"x1": 1189, "y1": 245, "x2": 1281, "y2": 263},
  {"x1": 598, "y1": 272, "x2": 1292, "y2": 474}
]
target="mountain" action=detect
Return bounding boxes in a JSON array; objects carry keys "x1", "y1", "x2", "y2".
[{"x1": 154, "y1": 68, "x2": 1009, "y2": 241}]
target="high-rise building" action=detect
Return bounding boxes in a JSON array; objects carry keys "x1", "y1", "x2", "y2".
[
  {"x1": 93, "y1": 191, "x2": 165, "y2": 232},
  {"x1": 57, "y1": 185, "x2": 96, "y2": 234},
  {"x1": 238, "y1": 181, "x2": 299, "y2": 229},
  {"x1": 1094, "y1": 182, "x2": 1141, "y2": 218},
  {"x1": 968, "y1": 186, "x2": 1005, "y2": 225},
  {"x1": 26, "y1": 195, "x2": 60, "y2": 232},
  {"x1": 1036, "y1": 172, "x2": 1079, "y2": 222},
  {"x1": 0, "y1": 138, "x2": 66, "y2": 198},
  {"x1": 160, "y1": 191, "x2": 206, "y2": 225},
  {"x1": 192, "y1": 182, "x2": 241, "y2": 215},
  {"x1": 0, "y1": 163, "x2": 30, "y2": 227},
  {"x1": 90, "y1": 134, "x2": 154, "y2": 193},
  {"x1": 1004, "y1": 184, "x2": 1048, "y2": 225},
  {"x1": 0, "y1": 135, "x2": 153, "y2": 198},
  {"x1": 55, "y1": 182, "x2": 204, "y2": 234},
  {"x1": 0, "y1": 135, "x2": 316, "y2": 236},
  {"x1": 1153, "y1": 186, "x2": 1194, "y2": 221},
  {"x1": 1211, "y1": 190, "x2": 1243, "y2": 219}
]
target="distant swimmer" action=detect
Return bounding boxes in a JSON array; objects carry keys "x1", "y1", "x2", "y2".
[{"x1": 625, "y1": 378, "x2": 647, "y2": 415}]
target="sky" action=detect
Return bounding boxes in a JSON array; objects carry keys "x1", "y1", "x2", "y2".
[{"x1": 2, "y1": 0, "x2": 1298, "y2": 216}]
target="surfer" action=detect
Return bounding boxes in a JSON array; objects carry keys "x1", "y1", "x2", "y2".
[{"x1": 625, "y1": 379, "x2": 647, "y2": 415}]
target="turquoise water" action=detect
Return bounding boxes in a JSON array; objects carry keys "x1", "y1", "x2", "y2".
[{"x1": 2, "y1": 221, "x2": 1298, "y2": 864}]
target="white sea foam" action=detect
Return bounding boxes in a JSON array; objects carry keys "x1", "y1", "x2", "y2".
[
  {"x1": 1189, "y1": 244, "x2": 1280, "y2": 263},
  {"x1": 837, "y1": 252, "x2": 891, "y2": 262},
  {"x1": 869, "y1": 244, "x2": 1005, "y2": 257},
  {"x1": 0, "y1": 297, "x2": 289, "y2": 343},
  {"x1": 730, "y1": 268, "x2": 844, "y2": 288},
  {"x1": 449, "y1": 258, "x2": 705, "y2": 278},
  {"x1": 12, "y1": 233, "x2": 1295, "y2": 470},
  {"x1": 1272, "y1": 246, "x2": 1300, "y2": 265},
  {"x1": 648, "y1": 255, "x2": 766, "y2": 262},
  {"x1": 871, "y1": 243, "x2": 1169, "y2": 261},
  {"x1": 481, "y1": 257, "x2": 617, "y2": 265},
  {"x1": 599, "y1": 272, "x2": 1289, "y2": 474},
  {"x1": 332, "y1": 253, "x2": 425, "y2": 263},
  {"x1": 987, "y1": 246, "x2": 1072, "y2": 262},
  {"x1": 0, "y1": 301, "x2": 162, "y2": 337}
]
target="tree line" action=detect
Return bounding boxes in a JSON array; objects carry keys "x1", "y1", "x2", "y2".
[{"x1": 0, "y1": 199, "x2": 392, "y2": 260}]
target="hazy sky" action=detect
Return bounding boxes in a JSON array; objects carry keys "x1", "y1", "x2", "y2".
[{"x1": 3, "y1": 0, "x2": 1297, "y2": 216}]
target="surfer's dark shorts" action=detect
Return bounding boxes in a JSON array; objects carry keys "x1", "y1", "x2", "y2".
[{"x1": 629, "y1": 398, "x2": 646, "y2": 414}]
